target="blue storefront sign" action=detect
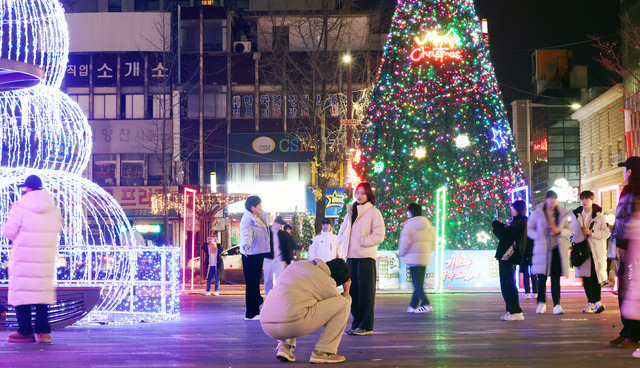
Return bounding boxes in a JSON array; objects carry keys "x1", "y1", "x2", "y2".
[
  {"x1": 306, "y1": 187, "x2": 347, "y2": 217},
  {"x1": 229, "y1": 133, "x2": 315, "y2": 163}
]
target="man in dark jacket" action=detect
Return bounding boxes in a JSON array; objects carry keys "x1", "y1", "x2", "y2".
[
  {"x1": 492, "y1": 200, "x2": 528, "y2": 321},
  {"x1": 264, "y1": 216, "x2": 300, "y2": 296},
  {"x1": 610, "y1": 157, "x2": 640, "y2": 348}
]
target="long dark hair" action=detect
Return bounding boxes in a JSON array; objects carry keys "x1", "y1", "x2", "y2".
[{"x1": 355, "y1": 182, "x2": 376, "y2": 205}]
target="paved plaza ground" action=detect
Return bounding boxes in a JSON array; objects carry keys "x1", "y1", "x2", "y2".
[{"x1": 1, "y1": 287, "x2": 637, "y2": 367}]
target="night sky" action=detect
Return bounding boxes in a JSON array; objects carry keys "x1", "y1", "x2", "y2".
[{"x1": 473, "y1": 0, "x2": 620, "y2": 106}]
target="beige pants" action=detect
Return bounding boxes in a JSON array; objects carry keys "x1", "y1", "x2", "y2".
[{"x1": 261, "y1": 294, "x2": 350, "y2": 354}]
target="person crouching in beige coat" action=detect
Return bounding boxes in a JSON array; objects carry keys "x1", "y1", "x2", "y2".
[{"x1": 260, "y1": 258, "x2": 352, "y2": 364}]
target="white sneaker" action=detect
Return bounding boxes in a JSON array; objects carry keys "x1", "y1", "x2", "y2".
[
  {"x1": 530, "y1": 293, "x2": 536, "y2": 299},
  {"x1": 501, "y1": 312, "x2": 524, "y2": 321},
  {"x1": 524, "y1": 294, "x2": 531, "y2": 299},
  {"x1": 415, "y1": 305, "x2": 433, "y2": 313},
  {"x1": 276, "y1": 344, "x2": 296, "y2": 362},
  {"x1": 202, "y1": 292, "x2": 211, "y2": 296},
  {"x1": 583, "y1": 303, "x2": 595, "y2": 313},
  {"x1": 244, "y1": 314, "x2": 260, "y2": 321},
  {"x1": 536, "y1": 303, "x2": 546, "y2": 314},
  {"x1": 213, "y1": 291, "x2": 219, "y2": 296},
  {"x1": 407, "y1": 306, "x2": 416, "y2": 313},
  {"x1": 594, "y1": 302, "x2": 605, "y2": 314},
  {"x1": 553, "y1": 305, "x2": 564, "y2": 315},
  {"x1": 633, "y1": 348, "x2": 640, "y2": 358}
]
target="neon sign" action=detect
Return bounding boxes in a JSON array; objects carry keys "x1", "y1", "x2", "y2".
[
  {"x1": 410, "y1": 29, "x2": 463, "y2": 63},
  {"x1": 533, "y1": 137, "x2": 548, "y2": 153}
]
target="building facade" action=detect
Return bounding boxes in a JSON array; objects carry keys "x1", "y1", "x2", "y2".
[{"x1": 571, "y1": 84, "x2": 625, "y2": 220}]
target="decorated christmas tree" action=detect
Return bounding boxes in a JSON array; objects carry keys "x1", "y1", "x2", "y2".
[{"x1": 359, "y1": 0, "x2": 525, "y2": 250}]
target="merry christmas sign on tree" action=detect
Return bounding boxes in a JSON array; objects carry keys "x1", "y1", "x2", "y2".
[{"x1": 360, "y1": 0, "x2": 525, "y2": 250}]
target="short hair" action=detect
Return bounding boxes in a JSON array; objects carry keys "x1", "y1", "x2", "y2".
[
  {"x1": 545, "y1": 190, "x2": 558, "y2": 199},
  {"x1": 244, "y1": 196, "x2": 262, "y2": 212},
  {"x1": 579, "y1": 190, "x2": 595, "y2": 200},
  {"x1": 325, "y1": 258, "x2": 350, "y2": 286},
  {"x1": 511, "y1": 200, "x2": 527, "y2": 216},
  {"x1": 355, "y1": 182, "x2": 376, "y2": 205},
  {"x1": 407, "y1": 202, "x2": 423, "y2": 217}
]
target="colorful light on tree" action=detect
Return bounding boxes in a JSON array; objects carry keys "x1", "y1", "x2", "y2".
[{"x1": 359, "y1": 0, "x2": 524, "y2": 250}]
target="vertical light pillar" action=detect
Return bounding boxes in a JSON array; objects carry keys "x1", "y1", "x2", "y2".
[
  {"x1": 182, "y1": 187, "x2": 197, "y2": 291},
  {"x1": 434, "y1": 186, "x2": 447, "y2": 293},
  {"x1": 622, "y1": 108, "x2": 633, "y2": 158}
]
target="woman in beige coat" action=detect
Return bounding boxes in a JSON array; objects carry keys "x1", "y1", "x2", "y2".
[
  {"x1": 337, "y1": 182, "x2": 385, "y2": 336},
  {"x1": 570, "y1": 191, "x2": 610, "y2": 314}
]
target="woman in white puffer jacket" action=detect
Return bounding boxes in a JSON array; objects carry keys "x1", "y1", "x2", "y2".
[
  {"x1": 337, "y1": 182, "x2": 385, "y2": 336},
  {"x1": 398, "y1": 203, "x2": 435, "y2": 314},
  {"x1": 2, "y1": 175, "x2": 62, "y2": 343}
]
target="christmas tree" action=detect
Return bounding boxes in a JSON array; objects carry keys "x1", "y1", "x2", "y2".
[{"x1": 359, "y1": 0, "x2": 524, "y2": 250}]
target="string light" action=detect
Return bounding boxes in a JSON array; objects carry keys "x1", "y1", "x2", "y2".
[
  {"x1": 0, "y1": 0, "x2": 179, "y2": 323},
  {"x1": 358, "y1": 0, "x2": 525, "y2": 251},
  {"x1": 0, "y1": 0, "x2": 69, "y2": 88}
]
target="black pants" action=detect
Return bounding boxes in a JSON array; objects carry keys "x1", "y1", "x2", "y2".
[
  {"x1": 520, "y1": 265, "x2": 538, "y2": 294},
  {"x1": 348, "y1": 258, "x2": 376, "y2": 331},
  {"x1": 537, "y1": 247, "x2": 562, "y2": 306},
  {"x1": 618, "y1": 259, "x2": 640, "y2": 341},
  {"x1": 408, "y1": 266, "x2": 430, "y2": 308},
  {"x1": 242, "y1": 253, "x2": 265, "y2": 319},
  {"x1": 16, "y1": 304, "x2": 50, "y2": 336},
  {"x1": 499, "y1": 261, "x2": 522, "y2": 313},
  {"x1": 582, "y1": 257, "x2": 602, "y2": 303}
]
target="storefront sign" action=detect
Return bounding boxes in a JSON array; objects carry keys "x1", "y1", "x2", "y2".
[
  {"x1": 229, "y1": 133, "x2": 315, "y2": 163},
  {"x1": 90, "y1": 119, "x2": 172, "y2": 154},
  {"x1": 227, "y1": 181, "x2": 307, "y2": 213},
  {"x1": 102, "y1": 186, "x2": 178, "y2": 217},
  {"x1": 306, "y1": 187, "x2": 347, "y2": 217}
]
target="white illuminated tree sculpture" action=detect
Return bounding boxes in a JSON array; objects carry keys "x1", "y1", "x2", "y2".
[{"x1": 0, "y1": 0, "x2": 179, "y2": 322}]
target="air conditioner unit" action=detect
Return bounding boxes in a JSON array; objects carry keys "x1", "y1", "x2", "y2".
[{"x1": 233, "y1": 41, "x2": 251, "y2": 53}]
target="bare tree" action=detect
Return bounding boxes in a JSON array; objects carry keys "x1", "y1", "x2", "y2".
[
  {"x1": 136, "y1": 4, "x2": 220, "y2": 244},
  {"x1": 249, "y1": 0, "x2": 381, "y2": 232},
  {"x1": 593, "y1": 14, "x2": 636, "y2": 92}
]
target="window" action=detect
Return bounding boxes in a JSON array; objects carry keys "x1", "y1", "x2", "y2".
[
  {"x1": 618, "y1": 140, "x2": 623, "y2": 163},
  {"x1": 259, "y1": 162, "x2": 284, "y2": 181},
  {"x1": 272, "y1": 26, "x2": 289, "y2": 51},
  {"x1": 108, "y1": 0, "x2": 122, "y2": 11},
  {"x1": 599, "y1": 148, "x2": 603, "y2": 170},
  {"x1": 151, "y1": 94, "x2": 171, "y2": 119},
  {"x1": 582, "y1": 155, "x2": 586, "y2": 175},
  {"x1": 609, "y1": 144, "x2": 614, "y2": 167},
  {"x1": 93, "y1": 154, "x2": 117, "y2": 186},
  {"x1": 187, "y1": 93, "x2": 226, "y2": 118},
  {"x1": 590, "y1": 152, "x2": 594, "y2": 173},
  {"x1": 93, "y1": 94, "x2": 117, "y2": 119},
  {"x1": 123, "y1": 94, "x2": 145, "y2": 119},
  {"x1": 121, "y1": 154, "x2": 145, "y2": 186},
  {"x1": 69, "y1": 94, "x2": 90, "y2": 117},
  {"x1": 134, "y1": 0, "x2": 160, "y2": 11},
  {"x1": 230, "y1": 163, "x2": 255, "y2": 182}
]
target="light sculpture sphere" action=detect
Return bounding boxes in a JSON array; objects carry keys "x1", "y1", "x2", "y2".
[
  {"x1": 0, "y1": 0, "x2": 69, "y2": 88},
  {"x1": 0, "y1": 86, "x2": 91, "y2": 173}
]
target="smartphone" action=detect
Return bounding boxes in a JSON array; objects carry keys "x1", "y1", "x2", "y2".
[{"x1": 495, "y1": 209, "x2": 499, "y2": 218}]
